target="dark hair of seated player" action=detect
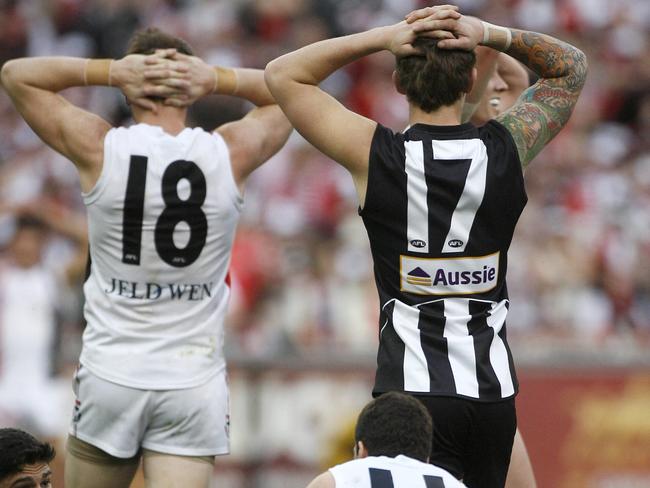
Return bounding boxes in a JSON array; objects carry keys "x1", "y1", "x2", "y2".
[
  {"x1": 355, "y1": 392, "x2": 433, "y2": 462},
  {"x1": 0, "y1": 428, "x2": 56, "y2": 481}
]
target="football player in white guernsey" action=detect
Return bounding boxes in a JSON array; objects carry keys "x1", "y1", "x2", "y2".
[
  {"x1": 266, "y1": 4, "x2": 586, "y2": 488},
  {"x1": 307, "y1": 392, "x2": 466, "y2": 488},
  {"x1": 1, "y1": 28, "x2": 292, "y2": 488},
  {"x1": 0, "y1": 428, "x2": 56, "y2": 488}
]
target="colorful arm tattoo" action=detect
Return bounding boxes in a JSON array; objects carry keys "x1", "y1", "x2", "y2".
[{"x1": 494, "y1": 29, "x2": 588, "y2": 167}]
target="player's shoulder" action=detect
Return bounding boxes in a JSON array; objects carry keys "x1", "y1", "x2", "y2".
[
  {"x1": 372, "y1": 123, "x2": 404, "y2": 146},
  {"x1": 330, "y1": 456, "x2": 466, "y2": 487},
  {"x1": 391, "y1": 455, "x2": 466, "y2": 486},
  {"x1": 477, "y1": 119, "x2": 517, "y2": 147},
  {"x1": 477, "y1": 119, "x2": 522, "y2": 167},
  {"x1": 368, "y1": 123, "x2": 407, "y2": 170}
]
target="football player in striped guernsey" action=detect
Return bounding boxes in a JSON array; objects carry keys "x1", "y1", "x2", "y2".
[
  {"x1": 266, "y1": 4, "x2": 586, "y2": 488},
  {"x1": 1, "y1": 28, "x2": 292, "y2": 488},
  {"x1": 460, "y1": 46, "x2": 537, "y2": 488},
  {"x1": 306, "y1": 392, "x2": 467, "y2": 488}
]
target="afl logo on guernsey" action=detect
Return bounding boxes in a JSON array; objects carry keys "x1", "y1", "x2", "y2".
[
  {"x1": 410, "y1": 239, "x2": 427, "y2": 249},
  {"x1": 447, "y1": 239, "x2": 464, "y2": 248}
]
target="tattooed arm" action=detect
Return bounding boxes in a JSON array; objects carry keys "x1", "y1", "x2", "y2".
[
  {"x1": 492, "y1": 29, "x2": 587, "y2": 166},
  {"x1": 407, "y1": 9, "x2": 588, "y2": 167}
]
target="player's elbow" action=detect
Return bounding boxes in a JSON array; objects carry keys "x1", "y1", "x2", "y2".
[
  {"x1": 0, "y1": 59, "x2": 19, "y2": 90},
  {"x1": 574, "y1": 48, "x2": 588, "y2": 87},
  {"x1": 565, "y1": 46, "x2": 588, "y2": 92},
  {"x1": 264, "y1": 59, "x2": 286, "y2": 95}
]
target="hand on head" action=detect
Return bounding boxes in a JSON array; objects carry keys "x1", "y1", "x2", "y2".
[
  {"x1": 388, "y1": 6, "x2": 461, "y2": 58},
  {"x1": 403, "y1": 4, "x2": 484, "y2": 52},
  {"x1": 143, "y1": 49, "x2": 216, "y2": 108},
  {"x1": 114, "y1": 48, "x2": 213, "y2": 112}
]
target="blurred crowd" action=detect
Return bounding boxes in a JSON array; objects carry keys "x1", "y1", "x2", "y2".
[{"x1": 0, "y1": 0, "x2": 649, "y2": 440}]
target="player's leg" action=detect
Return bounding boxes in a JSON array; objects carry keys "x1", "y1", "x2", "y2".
[
  {"x1": 140, "y1": 371, "x2": 230, "y2": 487},
  {"x1": 66, "y1": 365, "x2": 149, "y2": 488},
  {"x1": 65, "y1": 436, "x2": 140, "y2": 488},
  {"x1": 505, "y1": 428, "x2": 537, "y2": 488},
  {"x1": 143, "y1": 450, "x2": 214, "y2": 488},
  {"x1": 462, "y1": 398, "x2": 517, "y2": 488},
  {"x1": 413, "y1": 395, "x2": 472, "y2": 480}
]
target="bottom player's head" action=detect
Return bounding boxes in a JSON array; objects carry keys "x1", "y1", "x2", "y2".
[
  {"x1": 0, "y1": 428, "x2": 55, "y2": 488},
  {"x1": 394, "y1": 38, "x2": 476, "y2": 115},
  {"x1": 472, "y1": 53, "x2": 530, "y2": 125},
  {"x1": 354, "y1": 392, "x2": 433, "y2": 463}
]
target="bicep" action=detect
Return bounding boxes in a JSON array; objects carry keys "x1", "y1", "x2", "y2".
[
  {"x1": 6, "y1": 84, "x2": 110, "y2": 176},
  {"x1": 273, "y1": 81, "x2": 376, "y2": 177},
  {"x1": 217, "y1": 104, "x2": 292, "y2": 185}
]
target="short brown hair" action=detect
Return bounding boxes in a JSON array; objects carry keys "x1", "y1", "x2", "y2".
[
  {"x1": 396, "y1": 38, "x2": 476, "y2": 113},
  {"x1": 0, "y1": 428, "x2": 55, "y2": 481},
  {"x1": 355, "y1": 392, "x2": 432, "y2": 462},
  {"x1": 126, "y1": 27, "x2": 194, "y2": 56}
]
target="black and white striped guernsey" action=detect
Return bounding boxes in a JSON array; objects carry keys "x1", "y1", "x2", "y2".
[
  {"x1": 329, "y1": 455, "x2": 467, "y2": 488},
  {"x1": 361, "y1": 121, "x2": 527, "y2": 401}
]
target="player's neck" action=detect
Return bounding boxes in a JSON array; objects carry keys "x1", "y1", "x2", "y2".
[
  {"x1": 132, "y1": 105, "x2": 188, "y2": 136},
  {"x1": 408, "y1": 100, "x2": 464, "y2": 127}
]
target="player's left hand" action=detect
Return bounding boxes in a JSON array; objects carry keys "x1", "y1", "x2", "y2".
[
  {"x1": 408, "y1": 12, "x2": 484, "y2": 51},
  {"x1": 386, "y1": 8, "x2": 460, "y2": 58},
  {"x1": 404, "y1": 4, "x2": 460, "y2": 24},
  {"x1": 143, "y1": 51, "x2": 215, "y2": 107}
]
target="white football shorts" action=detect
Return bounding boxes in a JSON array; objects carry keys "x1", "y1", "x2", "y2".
[{"x1": 69, "y1": 365, "x2": 230, "y2": 458}]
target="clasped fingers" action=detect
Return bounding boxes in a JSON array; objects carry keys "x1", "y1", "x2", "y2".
[{"x1": 405, "y1": 5, "x2": 461, "y2": 24}]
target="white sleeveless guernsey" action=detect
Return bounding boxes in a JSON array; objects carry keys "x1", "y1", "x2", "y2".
[
  {"x1": 329, "y1": 455, "x2": 467, "y2": 488},
  {"x1": 81, "y1": 123, "x2": 242, "y2": 389}
]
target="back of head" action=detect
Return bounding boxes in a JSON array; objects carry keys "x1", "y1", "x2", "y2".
[
  {"x1": 396, "y1": 38, "x2": 476, "y2": 113},
  {"x1": 0, "y1": 428, "x2": 55, "y2": 481},
  {"x1": 125, "y1": 28, "x2": 194, "y2": 111},
  {"x1": 355, "y1": 392, "x2": 432, "y2": 462},
  {"x1": 126, "y1": 27, "x2": 194, "y2": 57}
]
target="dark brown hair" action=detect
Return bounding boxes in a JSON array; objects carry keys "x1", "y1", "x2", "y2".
[
  {"x1": 126, "y1": 27, "x2": 194, "y2": 56},
  {"x1": 0, "y1": 428, "x2": 55, "y2": 481},
  {"x1": 355, "y1": 392, "x2": 432, "y2": 462},
  {"x1": 396, "y1": 38, "x2": 476, "y2": 113}
]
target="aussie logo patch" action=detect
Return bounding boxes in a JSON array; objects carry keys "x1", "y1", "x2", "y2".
[{"x1": 400, "y1": 251, "x2": 500, "y2": 295}]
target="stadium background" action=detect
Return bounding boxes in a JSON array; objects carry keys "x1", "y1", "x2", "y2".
[{"x1": 0, "y1": 0, "x2": 648, "y2": 486}]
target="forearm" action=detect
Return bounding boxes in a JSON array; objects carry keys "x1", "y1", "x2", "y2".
[
  {"x1": 224, "y1": 68, "x2": 276, "y2": 106},
  {"x1": 484, "y1": 28, "x2": 587, "y2": 91},
  {"x1": 487, "y1": 27, "x2": 587, "y2": 165},
  {"x1": 266, "y1": 27, "x2": 391, "y2": 87},
  {"x1": 1, "y1": 57, "x2": 109, "y2": 94}
]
